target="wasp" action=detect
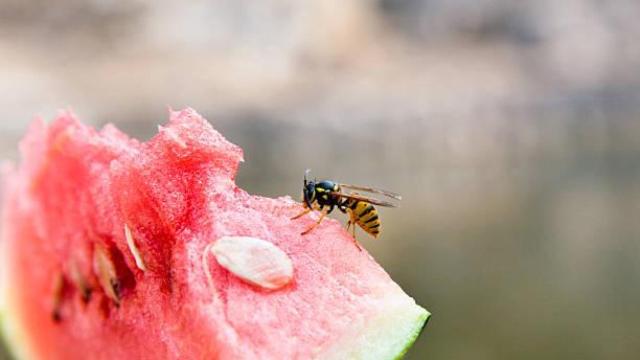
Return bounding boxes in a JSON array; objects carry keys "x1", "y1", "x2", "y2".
[{"x1": 291, "y1": 170, "x2": 401, "y2": 247}]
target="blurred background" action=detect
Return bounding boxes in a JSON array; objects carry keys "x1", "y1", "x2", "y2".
[{"x1": 1, "y1": 0, "x2": 640, "y2": 359}]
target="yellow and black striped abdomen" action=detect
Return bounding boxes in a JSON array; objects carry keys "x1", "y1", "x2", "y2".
[{"x1": 347, "y1": 200, "x2": 381, "y2": 237}]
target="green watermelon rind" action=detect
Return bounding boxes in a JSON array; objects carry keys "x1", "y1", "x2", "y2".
[
  {"x1": 1, "y1": 271, "x2": 20, "y2": 360},
  {"x1": 316, "y1": 302, "x2": 430, "y2": 360},
  {"x1": 0, "y1": 298, "x2": 18, "y2": 360},
  {"x1": 393, "y1": 309, "x2": 430, "y2": 360},
  {"x1": 0, "y1": 314, "x2": 15, "y2": 360},
  {"x1": 1, "y1": 317, "x2": 23, "y2": 360},
  {"x1": 0, "y1": 312, "x2": 7, "y2": 358},
  {"x1": 1, "y1": 233, "x2": 31, "y2": 360},
  {"x1": 1, "y1": 266, "x2": 40, "y2": 360}
]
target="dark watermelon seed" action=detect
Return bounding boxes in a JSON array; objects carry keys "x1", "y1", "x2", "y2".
[
  {"x1": 69, "y1": 260, "x2": 92, "y2": 304},
  {"x1": 51, "y1": 272, "x2": 64, "y2": 323},
  {"x1": 93, "y1": 244, "x2": 121, "y2": 307}
]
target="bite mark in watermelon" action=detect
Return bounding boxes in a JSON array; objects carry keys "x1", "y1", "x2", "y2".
[{"x1": 0, "y1": 109, "x2": 429, "y2": 359}]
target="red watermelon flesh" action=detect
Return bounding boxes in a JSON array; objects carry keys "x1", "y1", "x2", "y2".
[{"x1": 0, "y1": 109, "x2": 429, "y2": 360}]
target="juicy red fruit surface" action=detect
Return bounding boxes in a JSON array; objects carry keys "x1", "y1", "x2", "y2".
[{"x1": 3, "y1": 109, "x2": 420, "y2": 359}]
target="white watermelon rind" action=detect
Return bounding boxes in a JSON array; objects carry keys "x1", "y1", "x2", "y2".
[
  {"x1": 1, "y1": 239, "x2": 34, "y2": 360},
  {"x1": 1, "y1": 311, "x2": 32, "y2": 360},
  {"x1": 0, "y1": 311, "x2": 19, "y2": 360},
  {"x1": 0, "y1": 240, "x2": 32, "y2": 360},
  {"x1": 317, "y1": 302, "x2": 430, "y2": 360}
]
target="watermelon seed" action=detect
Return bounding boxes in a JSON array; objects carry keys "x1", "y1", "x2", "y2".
[
  {"x1": 124, "y1": 224, "x2": 147, "y2": 272},
  {"x1": 51, "y1": 272, "x2": 64, "y2": 323},
  {"x1": 69, "y1": 260, "x2": 92, "y2": 303},
  {"x1": 208, "y1": 236, "x2": 294, "y2": 290},
  {"x1": 93, "y1": 244, "x2": 121, "y2": 307}
]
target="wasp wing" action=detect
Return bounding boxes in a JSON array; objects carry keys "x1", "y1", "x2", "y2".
[
  {"x1": 331, "y1": 192, "x2": 397, "y2": 207},
  {"x1": 338, "y1": 183, "x2": 402, "y2": 200}
]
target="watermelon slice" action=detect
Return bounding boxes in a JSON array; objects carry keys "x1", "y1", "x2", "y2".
[{"x1": 0, "y1": 109, "x2": 429, "y2": 359}]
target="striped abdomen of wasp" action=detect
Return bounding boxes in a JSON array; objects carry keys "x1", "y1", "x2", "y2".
[
  {"x1": 290, "y1": 170, "x2": 401, "y2": 249},
  {"x1": 341, "y1": 195, "x2": 381, "y2": 238}
]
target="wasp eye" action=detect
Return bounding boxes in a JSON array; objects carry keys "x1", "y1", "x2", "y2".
[{"x1": 302, "y1": 187, "x2": 314, "y2": 208}]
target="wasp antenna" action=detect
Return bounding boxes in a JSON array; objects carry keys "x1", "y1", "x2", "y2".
[{"x1": 304, "y1": 169, "x2": 311, "y2": 184}]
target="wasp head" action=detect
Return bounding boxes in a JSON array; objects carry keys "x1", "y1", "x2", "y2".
[{"x1": 303, "y1": 169, "x2": 315, "y2": 208}]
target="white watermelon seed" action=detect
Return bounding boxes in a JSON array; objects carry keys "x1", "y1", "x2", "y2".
[
  {"x1": 93, "y1": 244, "x2": 121, "y2": 307},
  {"x1": 203, "y1": 236, "x2": 294, "y2": 291},
  {"x1": 124, "y1": 224, "x2": 147, "y2": 272}
]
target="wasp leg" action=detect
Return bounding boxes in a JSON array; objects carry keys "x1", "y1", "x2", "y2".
[
  {"x1": 345, "y1": 217, "x2": 363, "y2": 251},
  {"x1": 291, "y1": 207, "x2": 311, "y2": 220},
  {"x1": 352, "y1": 233, "x2": 363, "y2": 251},
  {"x1": 301, "y1": 208, "x2": 328, "y2": 235},
  {"x1": 350, "y1": 218, "x2": 363, "y2": 251}
]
